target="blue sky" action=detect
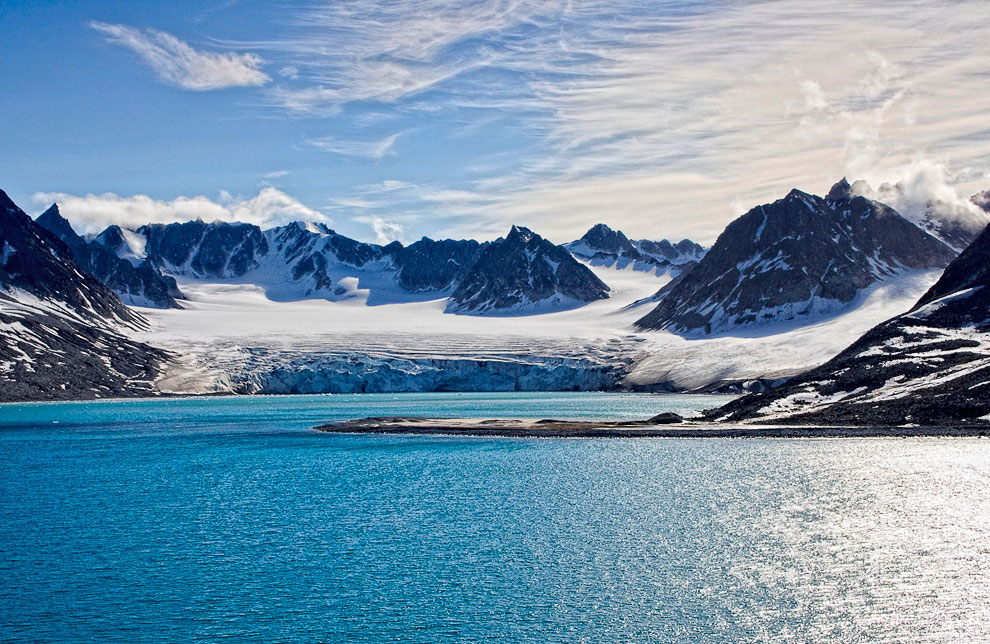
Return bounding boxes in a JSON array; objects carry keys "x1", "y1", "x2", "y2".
[{"x1": 3, "y1": 0, "x2": 990, "y2": 244}]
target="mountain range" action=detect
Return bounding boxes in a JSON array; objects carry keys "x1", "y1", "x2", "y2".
[{"x1": 3, "y1": 177, "x2": 990, "y2": 418}]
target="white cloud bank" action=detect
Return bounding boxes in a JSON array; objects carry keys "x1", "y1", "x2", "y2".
[
  {"x1": 90, "y1": 21, "x2": 270, "y2": 90},
  {"x1": 32, "y1": 187, "x2": 327, "y2": 235}
]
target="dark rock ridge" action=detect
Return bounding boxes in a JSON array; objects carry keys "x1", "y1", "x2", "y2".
[
  {"x1": 447, "y1": 225, "x2": 610, "y2": 315},
  {"x1": 35, "y1": 206, "x2": 183, "y2": 309},
  {"x1": 565, "y1": 223, "x2": 704, "y2": 275},
  {"x1": 0, "y1": 190, "x2": 170, "y2": 401},
  {"x1": 712, "y1": 223, "x2": 990, "y2": 426},
  {"x1": 636, "y1": 179, "x2": 957, "y2": 335}
]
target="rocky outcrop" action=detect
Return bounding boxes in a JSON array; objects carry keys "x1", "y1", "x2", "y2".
[
  {"x1": 636, "y1": 180, "x2": 957, "y2": 335},
  {"x1": 447, "y1": 226, "x2": 610, "y2": 315}
]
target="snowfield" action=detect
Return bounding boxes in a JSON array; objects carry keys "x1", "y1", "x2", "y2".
[{"x1": 130, "y1": 262, "x2": 946, "y2": 395}]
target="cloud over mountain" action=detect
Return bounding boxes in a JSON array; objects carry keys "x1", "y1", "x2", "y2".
[{"x1": 32, "y1": 188, "x2": 326, "y2": 234}]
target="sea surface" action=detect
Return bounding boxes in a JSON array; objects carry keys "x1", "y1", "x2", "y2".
[{"x1": 1, "y1": 392, "x2": 989, "y2": 643}]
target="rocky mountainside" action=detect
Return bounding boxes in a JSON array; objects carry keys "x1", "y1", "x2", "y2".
[
  {"x1": 138, "y1": 219, "x2": 270, "y2": 278},
  {"x1": 635, "y1": 179, "x2": 957, "y2": 335},
  {"x1": 35, "y1": 205, "x2": 184, "y2": 308},
  {"x1": 0, "y1": 190, "x2": 170, "y2": 401},
  {"x1": 446, "y1": 226, "x2": 610, "y2": 315},
  {"x1": 712, "y1": 223, "x2": 990, "y2": 426},
  {"x1": 565, "y1": 223, "x2": 704, "y2": 275},
  {"x1": 1, "y1": 192, "x2": 138, "y2": 324}
]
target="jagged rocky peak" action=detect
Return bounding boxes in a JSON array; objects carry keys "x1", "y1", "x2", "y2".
[
  {"x1": 1, "y1": 190, "x2": 171, "y2": 401},
  {"x1": 712, "y1": 223, "x2": 990, "y2": 426},
  {"x1": 386, "y1": 236, "x2": 485, "y2": 293},
  {"x1": 270, "y1": 220, "x2": 383, "y2": 268},
  {"x1": 825, "y1": 177, "x2": 852, "y2": 201},
  {"x1": 578, "y1": 223, "x2": 637, "y2": 254},
  {"x1": 566, "y1": 223, "x2": 706, "y2": 276},
  {"x1": 446, "y1": 225, "x2": 610, "y2": 316},
  {"x1": 636, "y1": 238, "x2": 705, "y2": 262},
  {"x1": 635, "y1": 181, "x2": 957, "y2": 336},
  {"x1": 34, "y1": 203, "x2": 79, "y2": 243}
]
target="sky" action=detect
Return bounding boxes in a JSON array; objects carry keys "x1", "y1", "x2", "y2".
[{"x1": 3, "y1": 0, "x2": 990, "y2": 245}]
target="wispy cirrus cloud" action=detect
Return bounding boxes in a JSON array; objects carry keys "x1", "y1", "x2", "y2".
[
  {"x1": 78, "y1": 1, "x2": 990, "y2": 244},
  {"x1": 307, "y1": 132, "x2": 403, "y2": 159},
  {"x1": 90, "y1": 21, "x2": 270, "y2": 90},
  {"x1": 289, "y1": 0, "x2": 990, "y2": 242},
  {"x1": 33, "y1": 187, "x2": 326, "y2": 234}
]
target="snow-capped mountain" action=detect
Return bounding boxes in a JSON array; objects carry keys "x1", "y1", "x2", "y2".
[
  {"x1": 0, "y1": 190, "x2": 169, "y2": 401},
  {"x1": 565, "y1": 223, "x2": 705, "y2": 275},
  {"x1": 35, "y1": 205, "x2": 184, "y2": 309},
  {"x1": 446, "y1": 225, "x2": 610, "y2": 315},
  {"x1": 713, "y1": 223, "x2": 990, "y2": 425},
  {"x1": 635, "y1": 179, "x2": 957, "y2": 336}
]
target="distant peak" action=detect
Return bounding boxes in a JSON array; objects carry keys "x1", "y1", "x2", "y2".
[
  {"x1": 508, "y1": 225, "x2": 535, "y2": 242},
  {"x1": 826, "y1": 177, "x2": 851, "y2": 201}
]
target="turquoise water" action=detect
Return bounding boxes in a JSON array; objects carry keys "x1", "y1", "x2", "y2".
[{"x1": 2, "y1": 393, "x2": 989, "y2": 642}]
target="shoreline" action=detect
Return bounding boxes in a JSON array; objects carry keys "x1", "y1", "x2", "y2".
[{"x1": 314, "y1": 417, "x2": 990, "y2": 438}]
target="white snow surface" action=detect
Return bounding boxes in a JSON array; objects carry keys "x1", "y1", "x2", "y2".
[
  {"x1": 126, "y1": 260, "x2": 945, "y2": 395},
  {"x1": 625, "y1": 269, "x2": 945, "y2": 390}
]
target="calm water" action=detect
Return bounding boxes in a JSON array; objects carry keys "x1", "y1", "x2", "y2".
[{"x1": 1, "y1": 393, "x2": 989, "y2": 643}]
